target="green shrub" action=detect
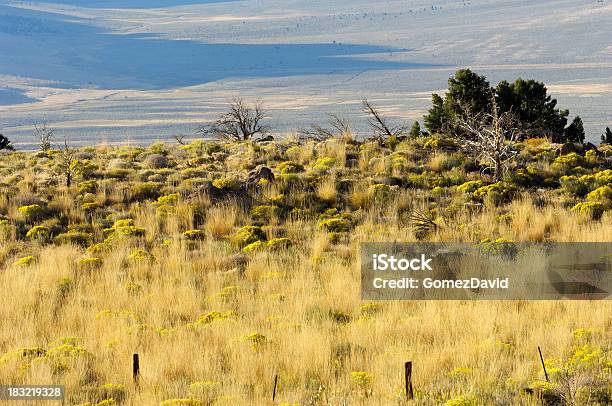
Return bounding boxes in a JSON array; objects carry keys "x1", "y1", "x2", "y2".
[
  {"x1": 97, "y1": 384, "x2": 126, "y2": 404},
  {"x1": 212, "y1": 177, "x2": 239, "y2": 191},
  {"x1": 312, "y1": 157, "x2": 336, "y2": 173},
  {"x1": 586, "y1": 185, "x2": 612, "y2": 203},
  {"x1": 554, "y1": 152, "x2": 584, "y2": 167},
  {"x1": 250, "y1": 205, "x2": 281, "y2": 222},
  {"x1": 267, "y1": 237, "x2": 292, "y2": 250},
  {"x1": 243, "y1": 240, "x2": 266, "y2": 253},
  {"x1": 13, "y1": 256, "x2": 35, "y2": 267},
  {"x1": 571, "y1": 202, "x2": 606, "y2": 220},
  {"x1": 106, "y1": 219, "x2": 146, "y2": 238},
  {"x1": 78, "y1": 257, "x2": 103, "y2": 271},
  {"x1": 18, "y1": 204, "x2": 44, "y2": 222},
  {"x1": 318, "y1": 216, "x2": 352, "y2": 233},
  {"x1": 368, "y1": 184, "x2": 392, "y2": 201},
  {"x1": 82, "y1": 202, "x2": 99, "y2": 213},
  {"x1": 457, "y1": 180, "x2": 484, "y2": 194},
  {"x1": 54, "y1": 231, "x2": 92, "y2": 247},
  {"x1": 26, "y1": 225, "x2": 50, "y2": 241},
  {"x1": 473, "y1": 182, "x2": 516, "y2": 205},
  {"x1": 423, "y1": 136, "x2": 456, "y2": 150},
  {"x1": 78, "y1": 180, "x2": 98, "y2": 194},
  {"x1": 183, "y1": 229, "x2": 205, "y2": 241},
  {"x1": 155, "y1": 193, "x2": 180, "y2": 206},
  {"x1": 105, "y1": 168, "x2": 130, "y2": 180},
  {"x1": 130, "y1": 182, "x2": 162, "y2": 202},
  {"x1": 234, "y1": 226, "x2": 266, "y2": 246},
  {"x1": 128, "y1": 249, "x2": 156, "y2": 263},
  {"x1": 278, "y1": 161, "x2": 304, "y2": 174}
]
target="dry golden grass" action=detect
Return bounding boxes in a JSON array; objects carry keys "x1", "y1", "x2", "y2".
[{"x1": 0, "y1": 138, "x2": 610, "y2": 405}]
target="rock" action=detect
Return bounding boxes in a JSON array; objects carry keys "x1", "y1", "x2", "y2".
[
  {"x1": 559, "y1": 142, "x2": 580, "y2": 155},
  {"x1": 248, "y1": 166, "x2": 275, "y2": 185},
  {"x1": 143, "y1": 153, "x2": 169, "y2": 169},
  {"x1": 256, "y1": 135, "x2": 274, "y2": 142}
]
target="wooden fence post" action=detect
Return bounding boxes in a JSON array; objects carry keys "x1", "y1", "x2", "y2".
[
  {"x1": 133, "y1": 353, "x2": 140, "y2": 387},
  {"x1": 272, "y1": 374, "x2": 278, "y2": 401},
  {"x1": 538, "y1": 347, "x2": 549, "y2": 382},
  {"x1": 405, "y1": 361, "x2": 414, "y2": 400}
]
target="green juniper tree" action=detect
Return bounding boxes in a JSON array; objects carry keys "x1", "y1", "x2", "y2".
[
  {"x1": 409, "y1": 121, "x2": 421, "y2": 138},
  {"x1": 0, "y1": 133, "x2": 14, "y2": 151},
  {"x1": 424, "y1": 93, "x2": 447, "y2": 134},
  {"x1": 564, "y1": 116, "x2": 585, "y2": 143},
  {"x1": 601, "y1": 127, "x2": 612, "y2": 145}
]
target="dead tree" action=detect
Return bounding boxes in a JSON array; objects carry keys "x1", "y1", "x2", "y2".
[
  {"x1": 172, "y1": 134, "x2": 186, "y2": 145},
  {"x1": 455, "y1": 97, "x2": 519, "y2": 181},
  {"x1": 362, "y1": 98, "x2": 406, "y2": 142},
  {"x1": 199, "y1": 98, "x2": 270, "y2": 142},
  {"x1": 57, "y1": 137, "x2": 78, "y2": 187},
  {"x1": 34, "y1": 121, "x2": 54, "y2": 151},
  {"x1": 298, "y1": 113, "x2": 352, "y2": 141}
]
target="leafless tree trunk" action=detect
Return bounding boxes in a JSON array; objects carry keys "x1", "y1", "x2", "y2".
[
  {"x1": 57, "y1": 137, "x2": 78, "y2": 187},
  {"x1": 34, "y1": 121, "x2": 54, "y2": 151},
  {"x1": 172, "y1": 134, "x2": 186, "y2": 145},
  {"x1": 362, "y1": 98, "x2": 406, "y2": 142},
  {"x1": 455, "y1": 97, "x2": 519, "y2": 181},
  {"x1": 299, "y1": 113, "x2": 352, "y2": 141},
  {"x1": 199, "y1": 98, "x2": 270, "y2": 141}
]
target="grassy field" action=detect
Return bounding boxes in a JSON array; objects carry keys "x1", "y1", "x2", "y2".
[{"x1": 0, "y1": 135, "x2": 610, "y2": 405}]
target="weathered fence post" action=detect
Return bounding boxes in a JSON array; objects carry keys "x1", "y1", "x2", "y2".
[
  {"x1": 133, "y1": 353, "x2": 140, "y2": 387},
  {"x1": 538, "y1": 347, "x2": 549, "y2": 382},
  {"x1": 405, "y1": 361, "x2": 414, "y2": 400},
  {"x1": 272, "y1": 374, "x2": 278, "y2": 401}
]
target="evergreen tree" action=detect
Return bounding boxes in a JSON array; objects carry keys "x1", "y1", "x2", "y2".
[
  {"x1": 563, "y1": 116, "x2": 585, "y2": 143},
  {"x1": 409, "y1": 121, "x2": 421, "y2": 137},
  {"x1": 444, "y1": 69, "x2": 492, "y2": 119},
  {"x1": 424, "y1": 93, "x2": 447, "y2": 134},
  {"x1": 601, "y1": 127, "x2": 612, "y2": 144},
  {"x1": 0, "y1": 134, "x2": 14, "y2": 151}
]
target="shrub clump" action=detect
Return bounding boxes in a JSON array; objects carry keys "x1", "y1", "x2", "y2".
[
  {"x1": 18, "y1": 204, "x2": 44, "y2": 222},
  {"x1": 26, "y1": 225, "x2": 50, "y2": 241},
  {"x1": 457, "y1": 180, "x2": 484, "y2": 194},
  {"x1": 13, "y1": 256, "x2": 35, "y2": 267},
  {"x1": 128, "y1": 249, "x2": 156, "y2": 263},
  {"x1": 571, "y1": 202, "x2": 606, "y2": 220},
  {"x1": 130, "y1": 182, "x2": 162, "y2": 202},
  {"x1": 250, "y1": 205, "x2": 281, "y2": 222},
  {"x1": 183, "y1": 229, "x2": 205, "y2": 241},
  {"x1": 234, "y1": 226, "x2": 266, "y2": 246},
  {"x1": 318, "y1": 213, "x2": 353, "y2": 233},
  {"x1": 143, "y1": 153, "x2": 169, "y2": 169},
  {"x1": 105, "y1": 219, "x2": 146, "y2": 238},
  {"x1": 212, "y1": 177, "x2": 239, "y2": 191},
  {"x1": 277, "y1": 161, "x2": 304, "y2": 174},
  {"x1": 473, "y1": 182, "x2": 516, "y2": 205},
  {"x1": 54, "y1": 231, "x2": 92, "y2": 247}
]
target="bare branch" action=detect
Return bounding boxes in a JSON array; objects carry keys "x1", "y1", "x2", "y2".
[
  {"x1": 298, "y1": 113, "x2": 352, "y2": 141},
  {"x1": 172, "y1": 134, "x2": 187, "y2": 145},
  {"x1": 56, "y1": 137, "x2": 78, "y2": 187},
  {"x1": 199, "y1": 98, "x2": 271, "y2": 142},
  {"x1": 34, "y1": 121, "x2": 54, "y2": 151},
  {"x1": 362, "y1": 98, "x2": 406, "y2": 141},
  {"x1": 454, "y1": 97, "x2": 520, "y2": 181}
]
